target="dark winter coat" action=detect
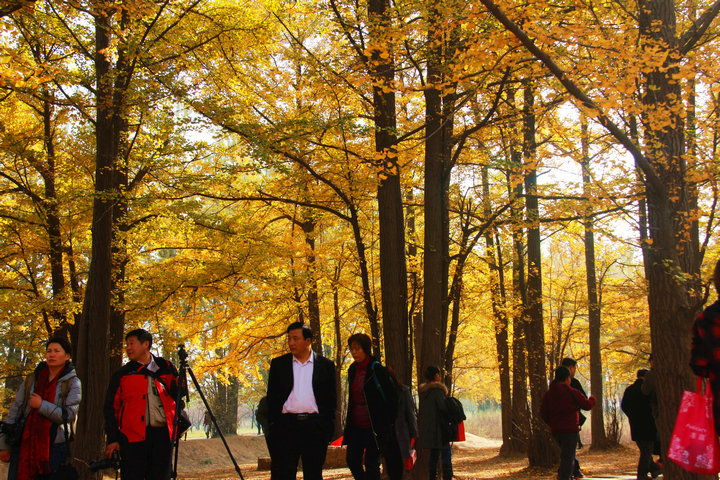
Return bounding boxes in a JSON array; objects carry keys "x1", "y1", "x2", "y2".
[
  {"x1": 540, "y1": 381, "x2": 596, "y2": 435},
  {"x1": 0, "y1": 361, "x2": 81, "y2": 451},
  {"x1": 690, "y1": 299, "x2": 720, "y2": 432},
  {"x1": 419, "y1": 382, "x2": 448, "y2": 449},
  {"x1": 343, "y1": 356, "x2": 398, "y2": 449},
  {"x1": 103, "y1": 355, "x2": 182, "y2": 444},
  {"x1": 570, "y1": 377, "x2": 587, "y2": 427},
  {"x1": 621, "y1": 378, "x2": 657, "y2": 442},
  {"x1": 394, "y1": 384, "x2": 418, "y2": 459}
]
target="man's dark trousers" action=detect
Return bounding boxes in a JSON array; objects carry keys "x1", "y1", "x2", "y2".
[
  {"x1": 636, "y1": 440, "x2": 661, "y2": 479},
  {"x1": 120, "y1": 426, "x2": 171, "y2": 480},
  {"x1": 270, "y1": 414, "x2": 330, "y2": 480},
  {"x1": 554, "y1": 434, "x2": 577, "y2": 480}
]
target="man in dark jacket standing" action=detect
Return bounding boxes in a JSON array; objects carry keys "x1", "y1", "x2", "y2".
[
  {"x1": 541, "y1": 366, "x2": 596, "y2": 480},
  {"x1": 104, "y1": 329, "x2": 182, "y2": 480},
  {"x1": 621, "y1": 369, "x2": 661, "y2": 480},
  {"x1": 266, "y1": 322, "x2": 337, "y2": 480},
  {"x1": 419, "y1": 365, "x2": 451, "y2": 480},
  {"x1": 561, "y1": 357, "x2": 587, "y2": 478}
]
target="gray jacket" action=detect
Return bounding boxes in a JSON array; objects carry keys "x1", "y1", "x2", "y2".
[
  {"x1": 0, "y1": 362, "x2": 82, "y2": 451},
  {"x1": 419, "y1": 381, "x2": 448, "y2": 449},
  {"x1": 394, "y1": 384, "x2": 419, "y2": 458}
]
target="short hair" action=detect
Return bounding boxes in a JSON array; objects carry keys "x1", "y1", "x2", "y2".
[
  {"x1": 424, "y1": 365, "x2": 441, "y2": 381},
  {"x1": 637, "y1": 369, "x2": 648, "y2": 378},
  {"x1": 126, "y1": 328, "x2": 152, "y2": 349},
  {"x1": 286, "y1": 322, "x2": 313, "y2": 340},
  {"x1": 554, "y1": 366, "x2": 571, "y2": 382},
  {"x1": 46, "y1": 336, "x2": 72, "y2": 355},
  {"x1": 348, "y1": 333, "x2": 372, "y2": 356},
  {"x1": 561, "y1": 357, "x2": 577, "y2": 368}
]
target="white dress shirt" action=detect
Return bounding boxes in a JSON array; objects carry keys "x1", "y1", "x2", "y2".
[{"x1": 282, "y1": 352, "x2": 319, "y2": 414}]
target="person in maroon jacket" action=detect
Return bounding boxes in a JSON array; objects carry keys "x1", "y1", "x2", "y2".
[
  {"x1": 541, "y1": 366, "x2": 596, "y2": 480},
  {"x1": 103, "y1": 329, "x2": 183, "y2": 480}
]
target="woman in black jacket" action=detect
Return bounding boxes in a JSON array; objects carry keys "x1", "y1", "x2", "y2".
[{"x1": 343, "y1": 333, "x2": 397, "y2": 480}]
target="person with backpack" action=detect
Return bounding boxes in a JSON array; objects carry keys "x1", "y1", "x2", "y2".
[
  {"x1": 0, "y1": 336, "x2": 82, "y2": 480},
  {"x1": 541, "y1": 366, "x2": 596, "y2": 480},
  {"x1": 343, "y1": 333, "x2": 397, "y2": 480},
  {"x1": 621, "y1": 369, "x2": 662, "y2": 480},
  {"x1": 419, "y1": 365, "x2": 453, "y2": 480}
]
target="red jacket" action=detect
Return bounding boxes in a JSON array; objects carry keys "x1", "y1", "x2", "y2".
[
  {"x1": 103, "y1": 356, "x2": 181, "y2": 443},
  {"x1": 540, "y1": 381, "x2": 596, "y2": 435}
]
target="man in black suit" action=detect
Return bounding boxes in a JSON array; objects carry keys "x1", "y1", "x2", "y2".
[{"x1": 266, "y1": 322, "x2": 337, "y2": 480}]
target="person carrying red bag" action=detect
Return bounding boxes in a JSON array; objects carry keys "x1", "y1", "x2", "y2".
[{"x1": 690, "y1": 259, "x2": 720, "y2": 432}]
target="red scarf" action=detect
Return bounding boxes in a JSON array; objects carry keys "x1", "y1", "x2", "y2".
[{"x1": 17, "y1": 366, "x2": 58, "y2": 479}]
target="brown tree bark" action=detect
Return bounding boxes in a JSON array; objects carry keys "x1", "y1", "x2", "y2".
[
  {"x1": 40, "y1": 92, "x2": 69, "y2": 337},
  {"x1": 73, "y1": 5, "x2": 117, "y2": 475},
  {"x1": 580, "y1": 116, "x2": 608, "y2": 449},
  {"x1": 507, "y1": 87, "x2": 530, "y2": 454},
  {"x1": 109, "y1": 9, "x2": 131, "y2": 373},
  {"x1": 637, "y1": 3, "x2": 706, "y2": 478},
  {"x1": 522, "y1": 80, "x2": 557, "y2": 467},
  {"x1": 332, "y1": 264, "x2": 345, "y2": 439},
  {"x1": 301, "y1": 218, "x2": 323, "y2": 354},
  {"x1": 368, "y1": 0, "x2": 410, "y2": 384},
  {"x1": 482, "y1": 167, "x2": 513, "y2": 455}
]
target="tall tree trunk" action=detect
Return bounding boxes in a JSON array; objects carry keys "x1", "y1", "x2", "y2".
[
  {"x1": 109, "y1": 11, "x2": 131, "y2": 373},
  {"x1": 347, "y1": 206, "x2": 381, "y2": 354},
  {"x1": 406, "y1": 187, "x2": 423, "y2": 381},
  {"x1": 332, "y1": 266, "x2": 344, "y2": 439},
  {"x1": 580, "y1": 116, "x2": 608, "y2": 449},
  {"x1": 211, "y1": 356, "x2": 239, "y2": 437},
  {"x1": 421, "y1": 0, "x2": 447, "y2": 381},
  {"x1": 302, "y1": 219, "x2": 323, "y2": 354},
  {"x1": 522, "y1": 80, "x2": 556, "y2": 467},
  {"x1": 638, "y1": 2, "x2": 704, "y2": 478},
  {"x1": 73, "y1": 7, "x2": 117, "y2": 476},
  {"x1": 368, "y1": 0, "x2": 410, "y2": 384},
  {"x1": 444, "y1": 197, "x2": 479, "y2": 389},
  {"x1": 507, "y1": 87, "x2": 530, "y2": 454},
  {"x1": 41, "y1": 91, "x2": 68, "y2": 337},
  {"x1": 483, "y1": 167, "x2": 512, "y2": 455}
]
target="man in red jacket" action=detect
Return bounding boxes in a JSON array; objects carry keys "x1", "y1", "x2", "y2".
[
  {"x1": 104, "y1": 329, "x2": 182, "y2": 480},
  {"x1": 541, "y1": 366, "x2": 596, "y2": 480}
]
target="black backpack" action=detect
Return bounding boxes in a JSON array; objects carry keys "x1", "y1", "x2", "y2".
[{"x1": 442, "y1": 396, "x2": 466, "y2": 443}]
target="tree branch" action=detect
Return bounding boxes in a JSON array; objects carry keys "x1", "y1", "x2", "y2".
[{"x1": 478, "y1": 0, "x2": 667, "y2": 198}]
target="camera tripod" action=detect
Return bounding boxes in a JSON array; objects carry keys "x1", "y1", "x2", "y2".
[{"x1": 171, "y1": 344, "x2": 245, "y2": 480}]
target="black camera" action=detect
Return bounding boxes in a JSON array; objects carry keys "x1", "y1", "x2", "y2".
[
  {"x1": 89, "y1": 450, "x2": 120, "y2": 472},
  {"x1": 0, "y1": 421, "x2": 24, "y2": 446}
]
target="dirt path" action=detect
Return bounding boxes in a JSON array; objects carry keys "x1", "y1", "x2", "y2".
[{"x1": 173, "y1": 434, "x2": 641, "y2": 480}]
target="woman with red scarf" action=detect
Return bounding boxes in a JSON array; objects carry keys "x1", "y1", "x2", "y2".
[
  {"x1": 342, "y1": 333, "x2": 397, "y2": 480},
  {"x1": 0, "y1": 337, "x2": 82, "y2": 479}
]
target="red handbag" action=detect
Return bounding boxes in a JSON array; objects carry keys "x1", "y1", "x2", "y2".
[
  {"x1": 456, "y1": 421, "x2": 466, "y2": 442},
  {"x1": 404, "y1": 437, "x2": 417, "y2": 471},
  {"x1": 668, "y1": 377, "x2": 720, "y2": 474}
]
